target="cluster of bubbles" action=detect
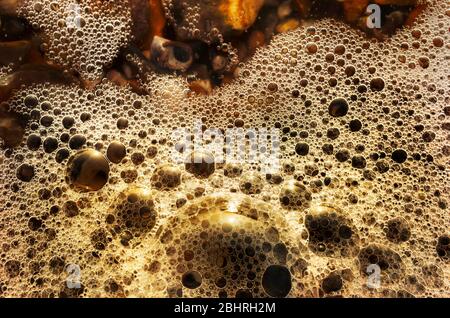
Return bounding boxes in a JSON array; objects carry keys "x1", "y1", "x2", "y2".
[
  {"x1": 0, "y1": 0, "x2": 448, "y2": 298},
  {"x1": 17, "y1": 0, "x2": 132, "y2": 80},
  {"x1": 161, "y1": 0, "x2": 227, "y2": 43}
]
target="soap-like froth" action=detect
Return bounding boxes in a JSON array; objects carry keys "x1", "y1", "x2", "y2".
[{"x1": 0, "y1": 0, "x2": 448, "y2": 298}]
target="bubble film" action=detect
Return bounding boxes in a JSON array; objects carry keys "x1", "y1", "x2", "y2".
[{"x1": 0, "y1": 0, "x2": 448, "y2": 298}]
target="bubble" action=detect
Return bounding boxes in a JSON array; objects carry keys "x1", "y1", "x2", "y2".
[
  {"x1": 328, "y1": 98, "x2": 349, "y2": 117},
  {"x1": 265, "y1": 172, "x2": 284, "y2": 185},
  {"x1": 327, "y1": 128, "x2": 340, "y2": 140},
  {"x1": 436, "y1": 235, "x2": 449, "y2": 260},
  {"x1": 117, "y1": 118, "x2": 129, "y2": 130},
  {"x1": 151, "y1": 164, "x2": 181, "y2": 189},
  {"x1": 279, "y1": 180, "x2": 312, "y2": 210},
  {"x1": 107, "y1": 141, "x2": 126, "y2": 164},
  {"x1": 185, "y1": 151, "x2": 215, "y2": 178},
  {"x1": 351, "y1": 155, "x2": 366, "y2": 169},
  {"x1": 69, "y1": 134, "x2": 87, "y2": 150},
  {"x1": 0, "y1": 0, "x2": 447, "y2": 298},
  {"x1": 24, "y1": 95, "x2": 39, "y2": 108},
  {"x1": 90, "y1": 228, "x2": 110, "y2": 250},
  {"x1": 63, "y1": 200, "x2": 79, "y2": 217},
  {"x1": 369, "y1": 78, "x2": 385, "y2": 91},
  {"x1": 16, "y1": 163, "x2": 35, "y2": 182},
  {"x1": 321, "y1": 272, "x2": 343, "y2": 294},
  {"x1": 66, "y1": 149, "x2": 110, "y2": 192},
  {"x1": 335, "y1": 149, "x2": 350, "y2": 162},
  {"x1": 49, "y1": 256, "x2": 65, "y2": 275},
  {"x1": 43, "y1": 137, "x2": 58, "y2": 153},
  {"x1": 305, "y1": 205, "x2": 359, "y2": 257},
  {"x1": 262, "y1": 265, "x2": 292, "y2": 298},
  {"x1": 4, "y1": 260, "x2": 21, "y2": 278},
  {"x1": 108, "y1": 186, "x2": 157, "y2": 239},
  {"x1": 322, "y1": 144, "x2": 334, "y2": 155},
  {"x1": 28, "y1": 217, "x2": 43, "y2": 231},
  {"x1": 182, "y1": 271, "x2": 202, "y2": 289},
  {"x1": 385, "y1": 218, "x2": 411, "y2": 243},
  {"x1": 62, "y1": 116, "x2": 75, "y2": 129},
  {"x1": 223, "y1": 163, "x2": 243, "y2": 178},
  {"x1": 55, "y1": 148, "x2": 70, "y2": 163},
  {"x1": 239, "y1": 172, "x2": 264, "y2": 195},
  {"x1": 422, "y1": 131, "x2": 435, "y2": 143},
  {"x1": 349, "y1": 119, "x2": 362, "y2": 132},
  {"x1": 235, "y1": 289, "x2": 253, "y2": 298},
  {"x1": 306, "y1": 42, "x2": 317, "y2": 54},
  {"x1": 143, "y1": 194, "x2": 298, "y2": 297},
  {"x1": 26, "y1": 134, "x2": 42, "y2": 151},
  {"x1": 131, "y1": 152, "x2": 145, "y2": 165},
  {"x1": 59, "y1": 283, "x2": 85, "y2": 298},
  {"x1": 334, "y1": 45, "x2": 345, "y2": 55},
  {"x1": 295, "y1": 143, "x2": 309, "y2": 156},
  {"x1": 358, "y1": 244, "x2": 404, "y2": 283}
]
